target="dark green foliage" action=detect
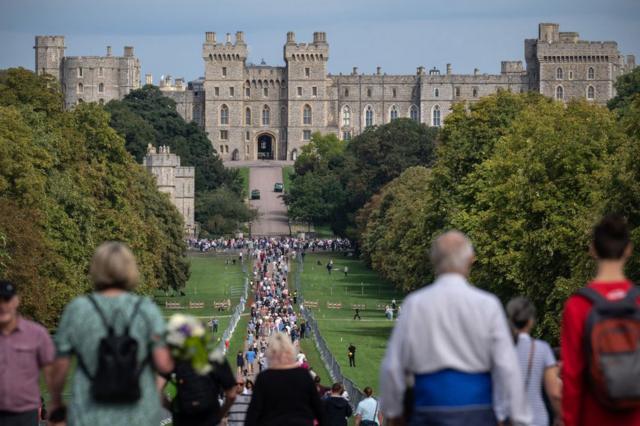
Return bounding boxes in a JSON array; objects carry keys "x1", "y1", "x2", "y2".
[
  {"x1": 105, "y1": 86, "x2": 254, "y2": 235},
  {"x1": 0, "y1": 69, "x2": 189, "y2": 327}
]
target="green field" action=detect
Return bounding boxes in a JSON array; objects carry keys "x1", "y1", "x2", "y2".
[
  {"x1": 298, "y1": 253, "x2": 405, "y2": 391},
  {"x1": 238, "y1": 167, "x2": 250, "y2": 198},
  {"x1": 154, "y1": 253, "x2": 246, "y2": 337}
]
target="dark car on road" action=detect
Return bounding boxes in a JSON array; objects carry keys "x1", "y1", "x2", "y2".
[
  {"x1": 251, "y1": 189, "x2": 261, "y2": 200},
  {"x1": 274, "y1": 182, "x2": 284, "y2": 193}
]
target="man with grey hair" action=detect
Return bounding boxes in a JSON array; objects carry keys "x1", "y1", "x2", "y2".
[{"x1": 379, "y1": 231, "x2": 531, "y2": 426}]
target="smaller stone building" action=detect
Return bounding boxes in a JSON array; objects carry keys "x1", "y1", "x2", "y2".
[{"x1": 142, "y1": 145, "x2": 195, "y2": 236}]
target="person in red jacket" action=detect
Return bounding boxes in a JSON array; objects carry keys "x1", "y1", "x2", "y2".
[{"x1": 561, "y1": 214, "x2": 640, "y2": 426}]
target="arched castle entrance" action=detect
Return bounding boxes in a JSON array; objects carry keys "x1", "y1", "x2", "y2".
[{"x1": 257, "y1": 133, "x2": 274, "y2": 160}]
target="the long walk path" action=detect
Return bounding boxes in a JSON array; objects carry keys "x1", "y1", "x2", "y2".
[{"x1": 248, "y1": 165, "x2": 290, "y2": 236}]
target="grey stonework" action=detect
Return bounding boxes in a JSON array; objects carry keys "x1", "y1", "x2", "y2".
[
  {"x1": 162, "y1": 23, "x2": 635, "y2": 161},
  {"x1": 38, "y1": 23, "x2": 636, "y2": 162},
  {"x1": 142, "y1": 145, "x2": 195, "y2": 236},
  {"x1": 34, "y1": 36, "x2": 141, "y2": 109}
]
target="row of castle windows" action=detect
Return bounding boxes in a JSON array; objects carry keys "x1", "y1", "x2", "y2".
[
  {"x1": 342, "y1": 104, "x2": 432, "y2": 127},
  {"x1": 77, "y1": 83, "x2": 105, "y2": 93},
  {"x1": 555, "y1": 85, "x2": 596, "y2": 101},
  {"x1": 77, "y1": 67, "x2": 107, "y2": 78},
  {"x1": 543, "y1": 56, "x2": 609, "y2": 63},
  {"x1": 556, "y1": 67, "x2": 596, "y2": 80},
  {"x1": 289, "y1": 53, "x2": 324, "y2": 61},
  {"x1": 348, "y1": 86, "x2": 479, "y2": 99},
  {"x1": 219, "y1": 104, "x2": 314, "y2": 126}
]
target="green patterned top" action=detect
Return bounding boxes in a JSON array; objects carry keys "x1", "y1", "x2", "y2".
[{"x1": 55, "y1": 292, "x2": 166, "y2": 426}]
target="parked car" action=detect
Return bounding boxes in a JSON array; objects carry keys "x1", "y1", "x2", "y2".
[
  {"x1": 274, "y1": 182, "x2": 284, "y2": 192},
  {"x1": 251, "y1": 189, "x2": 261, "y2": 200}
]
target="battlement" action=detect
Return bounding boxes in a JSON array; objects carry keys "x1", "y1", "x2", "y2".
[
  {"x1": 35, "y1": 35, "x2": 65, "y2": 48},
  {"x1": 501, "y1": 61, "x2": 525, "y2": 74},
  {"x1": 284, "y1": 32, "x2": 329, "y2": 61},
  {"x1": 202, "y1": 31, "x2": 248, "y2": 62}
]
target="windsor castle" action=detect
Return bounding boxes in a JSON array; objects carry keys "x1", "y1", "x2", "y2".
[{"x1": 35, "y1": 23, "x2": 636, "y2": 162}]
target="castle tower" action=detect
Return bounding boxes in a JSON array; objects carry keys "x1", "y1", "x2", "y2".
[
  {"x1": 202, "y1": 31, "x2": 248, "y2": 160},
  {"x1": 284, "y1": 32, "x2": 330, "y2": 160},
  {"x1": 34, "y1": 35, "x2": 65, "y2": 80}
]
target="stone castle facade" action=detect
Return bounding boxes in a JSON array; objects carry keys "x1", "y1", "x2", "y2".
[
  {"x1": 142, "y1": 145, "x2": 195, "y2": 236},
  {"x1": 34, "y1": 36, "x2": 141, "y2": 109},
  {"x1": 36, "y1": 23, "x2": 636, "y2": 162}
]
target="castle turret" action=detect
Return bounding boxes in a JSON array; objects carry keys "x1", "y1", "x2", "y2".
[{"x1": 34, "y1": 35, "x2": 65, "y2": 80}]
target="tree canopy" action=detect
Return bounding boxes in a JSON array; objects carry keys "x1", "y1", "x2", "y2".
[
  {"x1": 105, "y1": 86, "x2": 256, "y2": 236},
  {"x1": 0, "y1": 68, "x2": 189, "y2": 327}
]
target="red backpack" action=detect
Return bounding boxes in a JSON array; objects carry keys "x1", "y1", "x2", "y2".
[{"x1": 578, "y1": 286, "x2": 640, "y2": 410}]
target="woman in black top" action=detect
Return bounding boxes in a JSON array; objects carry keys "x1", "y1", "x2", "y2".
[{"x1": 245, "y1": 333, "x2": 325, "y2": 426}]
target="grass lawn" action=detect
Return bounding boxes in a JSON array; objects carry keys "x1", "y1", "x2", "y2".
[
  {"x1": 299, "y1": 253, "x2": 405, "y2": 391},
  {"x1": 282, "y1": 165, "x2": 294, "y2": 192},
  {"x1": 154, "y1": 253, "x2": 246, "y2": 335},
  {"x1": 238, "y1": 167, "x2": 250, "y2": 198}
]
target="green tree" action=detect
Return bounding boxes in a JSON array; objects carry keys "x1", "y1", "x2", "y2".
[{"x1": 608, "y1": 67, "x2": 640, "y2": 113}]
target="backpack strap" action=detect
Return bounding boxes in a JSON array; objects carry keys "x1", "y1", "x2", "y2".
[
  {"x1": 577, "y1": 286, "x2": 638, "y2": 315},
  {"x1": 86, "y1": 294, "x2": 114, "y2": 335},
  {"x1": 124, "y1": 296, "x2": 146, "y2": 335}
]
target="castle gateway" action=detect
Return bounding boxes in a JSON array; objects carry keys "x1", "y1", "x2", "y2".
[{"x1": 36, "y1": 23, "x2": 636, "y2": 161}]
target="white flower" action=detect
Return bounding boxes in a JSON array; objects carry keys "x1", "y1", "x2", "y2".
[
  {"x1": 209, "y1": 349, "x2": 225, "y2": 363},
  {"x1": 192, "y1": 323, "x2": 205, "y2": 338},
  {"x1": 166, "y1": 331, "x2": 186, "y2": 347}
]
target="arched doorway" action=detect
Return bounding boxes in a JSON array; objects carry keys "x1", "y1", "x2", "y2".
[
  {"x1": 232, "y1": 149, "x2": 240, "y2": 161},
  {"x1": 291, "y1": 149, "x2": 298, "y2": 161},
  {"x1": 257, "y1": 133, "x2": 274, "y2": 160}
]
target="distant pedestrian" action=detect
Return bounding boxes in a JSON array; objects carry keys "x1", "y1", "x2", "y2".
[
  {"x1": 380, "y1": 231, "x2": 531, "y2": 426},
  {"x1": 213, "y1": 318, "x2": 219, "y2": 333},
  {"x1": 0, "y1": 280, "x2": 56, "y2": 426},
  {"x1": 344, "y1": 266, "x2": 349, "y2": 277},
  {"x1": 348, "y1": 343, "x2": 356, "y2": 367},
  {"x1": 353, "y1": 308, "x2": 361, "y2": 320},
  {"x1": 236, "y1": 350, "x2": 245, "y2": 376}
]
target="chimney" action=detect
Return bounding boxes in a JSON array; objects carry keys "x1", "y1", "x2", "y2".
[
  {"x1": 226, "y1": 33, "x2": 232, "y2": 44},
  {"x1": 352, "y1": 67, "x2": 358, "y2": 75},
  {"x1": 236, "y1": 31, "x2": 245, "y2": 44},
  {"x1": 376, "y1": 66, "x2": 381, "y2": 75},
  {"x1": 474, "y1": 68, "x2": 479, "y2": 76},
  {"x1": 313, "y1": 32, "x2": 326, "y2": 44},
  {"x1": 287, "y1": 31, "x2": 296, "y2": 43},
  {"x1": 106, "y1": 46, "x2": 112, "y2": 56},
  {"x1": 446, "y1": 63, "x2": 452, "y2": 75},
  {"x1": 124, "y1": 46, "x2": 134, "y2": 57},
  {"x1": 145, "y1": 74, "x2": 153, "y2": 85},
  {"x1": 205, "y1": 32, "x2": 216, "y2": 43}
]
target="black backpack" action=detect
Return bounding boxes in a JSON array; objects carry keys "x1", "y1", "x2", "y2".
[
  {"x1": 77, "y1": 295, "x2": 149, "y2": 403},
  {"x1": 173, "y1": 361, "x2": 218, "y2": 415}
]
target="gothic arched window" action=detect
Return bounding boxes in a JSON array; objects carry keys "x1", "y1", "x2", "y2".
[
  {"x1": 262, "y1": 105, "x2": 270, "y2": 125},
  {"x1": 410, "y1": 105, "x2": 419, "y2": 121},
  {"x1": 245, "y1": 107, "x2": 251, "y2": 125},
  {"x1": 390, "y1": 105, "x2": 399, "y2": 121},
  {"x1": 556, "y1": 86, "x2": 564, "y2": 101},
  {"x1": 342, "y1": 105, "x2": 351, "y2": 127},
  {"x1": 588, "y1": 67, "x2": 595, "y2": 80},
  {"x1": 432, "y1": 105, "x2": 441, "y2": 127},
  {"x1": 587, "y1": 85, "x2": 595, "y2": 100},
  {"x1": 220, "y1": 104, "x2": 229, "y2": 125},
  {"x1": 365, "y1": 105, "x2": 374, "y2": 127},
  {"x1": 303, "y1": 104, "x2": 312, "y2": 125},
  {"x1": 556, "y1": 67, "x2": 563, "y2": 80}
]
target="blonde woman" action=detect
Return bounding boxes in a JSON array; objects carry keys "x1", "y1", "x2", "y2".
[
  {"x1": 245, "y1": 333, "x2": 325, "y2": 426},
  {"x1": 48, "y1": 242, "x2": 173, "y2": 426}
]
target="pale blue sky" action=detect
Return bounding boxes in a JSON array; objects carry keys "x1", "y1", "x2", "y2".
[{"x1": 1, "y1": 0, "x2": 639, "y2": 82}]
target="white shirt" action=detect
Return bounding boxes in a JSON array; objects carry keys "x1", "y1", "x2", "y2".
[{"x1": 379, "y1": 273, "x2": 531, "y2": 425}]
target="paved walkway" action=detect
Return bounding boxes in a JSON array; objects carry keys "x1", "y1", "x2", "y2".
[
  {"x1": 249, "y1": 166, "x2": 290, "y2": 236},
  {"x1": 224, "y1": 160, "x2": 294, "y2": 168}
]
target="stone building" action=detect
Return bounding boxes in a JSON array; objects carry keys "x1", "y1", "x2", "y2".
[
  {"x1": 34, "y1": 35, "x2": 141, "y2": 109},
  {"x1": 159, "y1": 22, "x2": 635, "y2": 161},
  {"x1": 142, "y1": 145, "x2": 195, "y2": 236}
]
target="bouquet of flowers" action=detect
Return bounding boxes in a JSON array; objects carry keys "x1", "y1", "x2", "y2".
[{"x1": 166, "y1": 314, "x2": 225, "y2": 375}]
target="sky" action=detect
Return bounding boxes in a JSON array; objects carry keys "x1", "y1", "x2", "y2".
[{"x1": 1, "y1": 0, "x2": 639, "y2": 83}]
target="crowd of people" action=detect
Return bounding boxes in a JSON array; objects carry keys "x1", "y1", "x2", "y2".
[
  {"x1": 1, "y1": 214, "x2": 639, "y2": 426},
  {"x1": 187, "y1": 236, "x2": 352, "y2": 254}
]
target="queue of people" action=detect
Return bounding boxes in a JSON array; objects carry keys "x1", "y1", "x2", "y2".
[
  {"x1": 2, "y1": 214, "x2": 640, "y2": 426},
  {"x1": 187, "y1": 236, "x2": 352, "y2": 254}
]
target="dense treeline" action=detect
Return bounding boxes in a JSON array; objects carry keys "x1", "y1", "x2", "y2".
[
  {"x1": 287, "y1": 68, "x2": 640, "y2": 342},
  {"x1": 0, "y1": 68, "x2": 189, "y2": 327},
  {"x1": 106, "y1": 86, "x2": 256, "y2": 236}
]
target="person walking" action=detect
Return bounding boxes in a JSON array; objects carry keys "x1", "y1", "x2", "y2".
[
  {"x1": 344, "y1": 266, "x2": 349, "y2": 277},
  {"x1": 561, "y1": 215, "x2": 640, "y2": 426},
  {"x1": 48, "y1": 242, "x2": 174, "y2": 426},
  {"x1": 246, "y1": 348, "x2": 256, "y2": 375},
  {"x1": 0, "y1": 280, "x2": 56, "y2": 426},
  {"x1": 227, "y1": 375, "x2": 252, "y2": 426},
  {"x1": 355, "y1": 387, "x2": 382, "y2": 426},
  {"x1": 379, "y1": 231, "x2": 531, "y2": 426},
  {"x1": 323, "y1": 383, "x2": 352, "y2": 426},
  {"x1": 237, "y1": 350, "x2": 245, "y2": 376},
  {"x1": 245, "y1": 333, "x2": 325, "y2": 426},
  {"x1": 496, "y1": 297, "x2": 561, "y2": 426},
  {"x1": 348, "y1": 343, "x2": 356, "y2": 367},
  {"x1": 353, "y1": 308, "x2": 362, "y2": 320}
]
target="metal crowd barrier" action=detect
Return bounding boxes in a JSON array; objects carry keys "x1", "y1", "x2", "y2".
[
  {"x1": 217, "y1": 262, "x2": 249, "y2": 353},
  {"x1": 294, "y1": 255, "x2": 366, "y2": 410}
]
